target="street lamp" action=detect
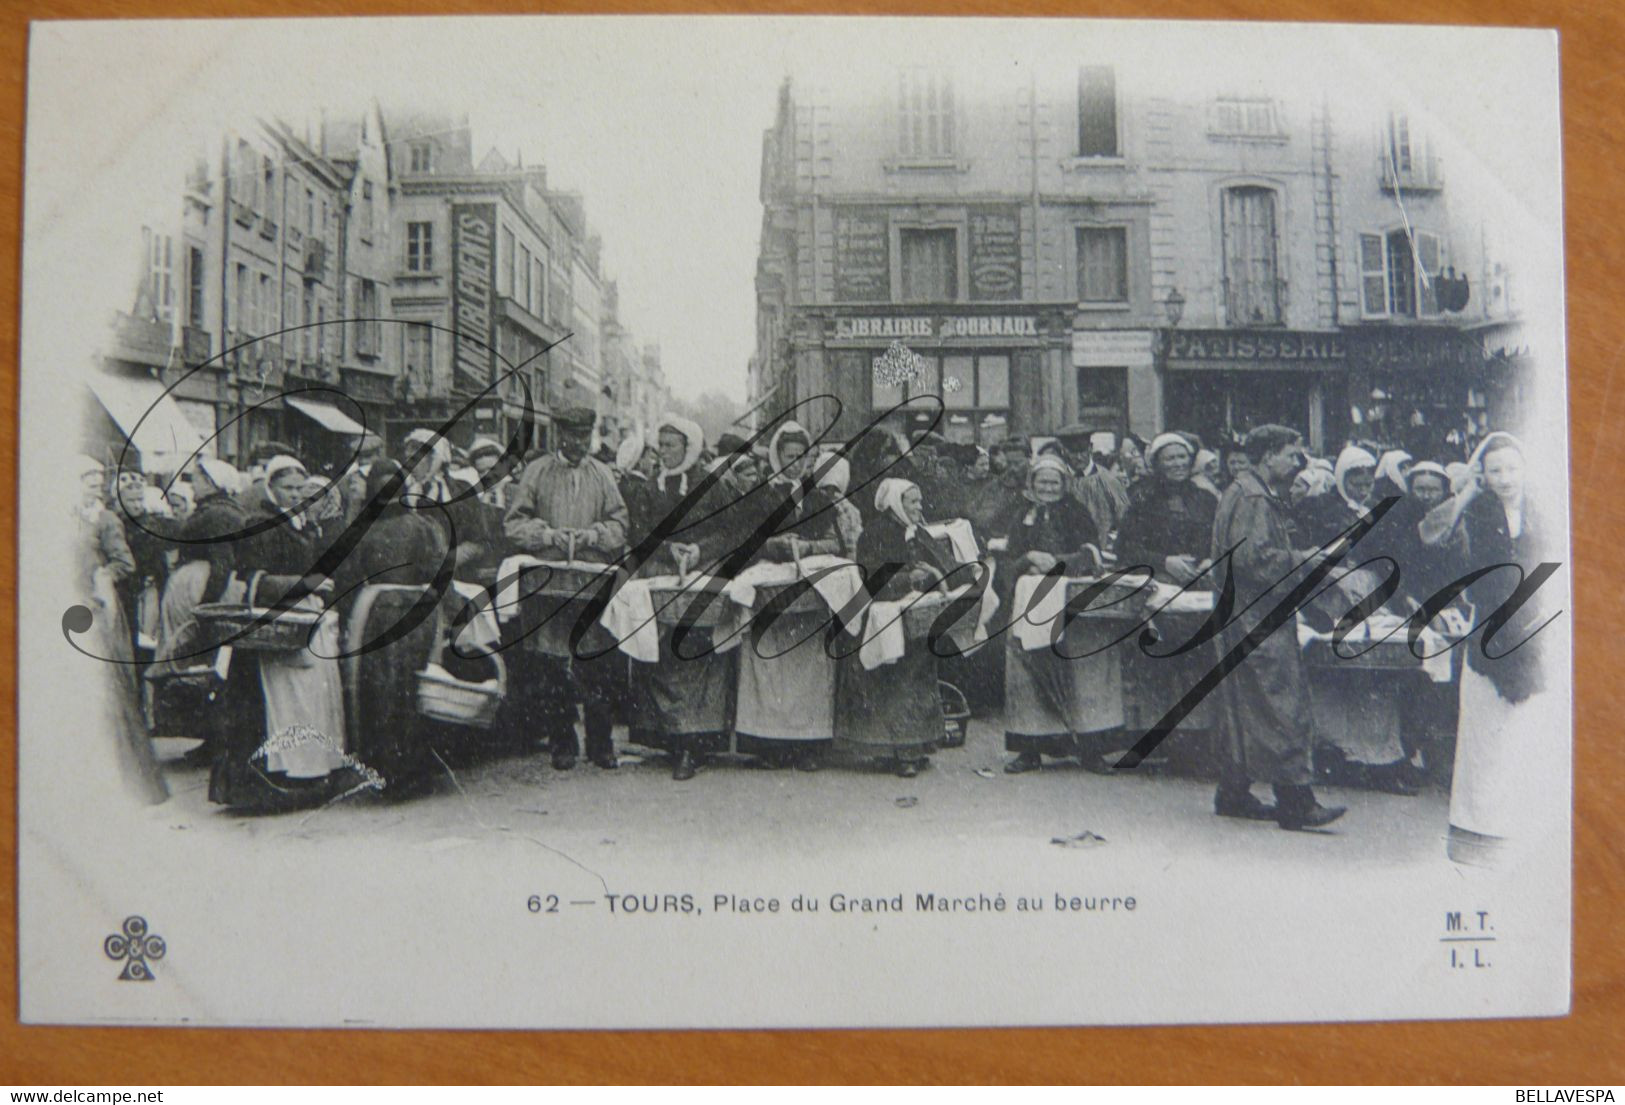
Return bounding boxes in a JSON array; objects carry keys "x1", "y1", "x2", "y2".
[{"x1": 1163, "y1": 287, "x2": 1186, "y2": 328}]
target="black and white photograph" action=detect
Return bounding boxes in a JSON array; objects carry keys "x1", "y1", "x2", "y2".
[{"x1": 17, "y1": 15, "x2": 1571, "y2": 1028}]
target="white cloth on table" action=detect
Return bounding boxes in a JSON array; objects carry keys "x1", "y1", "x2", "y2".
[
  {"x1": 1011, "y1": 573, "x2": 1070, "y2": 652},
  {"x1": 598, "y1": 575, "x2": 659, "y2": 663},
  {"x1": 451, "y1": 580, "x2": 502, "y2": 656},
  {"x1": 491, "y1": 553, "x2": 658, "y2": 660},
  {"x1": 721, "y1": 555, "x2": 866, "y2": 635},
  {"x1": 858, "y1": 564, "x2": 1000, "y2": 671},
  {"x1": 1148, "y1": 581, "x2": 1217, "y2": 616},
  {"x1": 922, "y1": 518, "x2": 980, "y2": 566}
]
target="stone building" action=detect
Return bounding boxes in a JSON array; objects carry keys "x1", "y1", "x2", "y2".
[{"x1": 753, "y1": 62, "x2": 1524, "y2": 457}]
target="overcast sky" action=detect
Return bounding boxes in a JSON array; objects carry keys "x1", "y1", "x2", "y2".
[{"x1": 26, "y1": 17, "x2": 1560, "y2": 406}]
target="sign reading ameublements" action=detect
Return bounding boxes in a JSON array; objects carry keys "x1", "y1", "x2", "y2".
[
  {"x1": 452, "y1": 203, "x2": 497, "y2": 393},
  {"x1": 834, "y1": 208, "x2": 891, "y2": 302},
  {"x1": 968, "y1": 207, "x2": 1022, "y2": 301}
]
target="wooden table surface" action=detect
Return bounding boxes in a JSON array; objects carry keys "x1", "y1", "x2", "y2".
[{"x1": 1, "y1": 0, "x2": 1620, "y2": 1085}]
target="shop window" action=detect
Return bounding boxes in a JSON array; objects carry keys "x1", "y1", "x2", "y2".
[
  {"x1": 900, "y1": 228, "x2": 958, "y2": 302},
  {"x1": 1076, "y1": 226, "x2": 1128, "y2": 303},
  {"x1": 897, "y1": 69, "x2": 955, "y2": 159},
  {"x1": 406, "y1": 221, "x2": 434, "y2": 273},
  {"x1": 1077, "y1": 66, "x2": 1119, "y2": 157},
  {"x1": 875, "y1": 352, "x2": 1010, "y2": 443},
  {"x1": 1220, "y1": 186, "x2": 1281, "y2": 325},
  {"x1": 1360, "y1": 229, "x2": 1445, "y2": 319}
]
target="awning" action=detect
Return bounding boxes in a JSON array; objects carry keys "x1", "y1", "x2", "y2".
[
  {"x1": 86, "y1": 372, "x2": 206, "y2": 461},
  {"x1": 286, "y1": 395, "x2": 367, "y2": 435}
]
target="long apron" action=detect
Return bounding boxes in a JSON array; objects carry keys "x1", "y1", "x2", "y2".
[
  {"x1": 1004, "y1": 616, "x2": 1124, "y2": 757},
  {"x1": 734, "y1": 610, "x2": 836, "y2": 751},
  {"x1": 1447, "y1": 664, "x2": 1562, "y2": 865},
  {"x1": 629, "y1": 624, "x2": 735, "y2": 755},
  {"x1": 836, "y1": 646, "x2": 940, "y2": 761}
]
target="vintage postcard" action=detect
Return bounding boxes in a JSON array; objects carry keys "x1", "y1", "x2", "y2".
[{"x1": 17, "y1": 16, "x2": 1570, "y2": 1028}]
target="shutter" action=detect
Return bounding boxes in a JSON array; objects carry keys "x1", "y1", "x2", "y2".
[
  {"x1": 1255, "y1": 191, "x2": 1279, "y2": 322},
  {"x1": 1359, "y1": 233, "x2": 1388, "y2": 318},
  {"x1": 1416, "y1": 232, "x2": 1442, "y2": 315}
]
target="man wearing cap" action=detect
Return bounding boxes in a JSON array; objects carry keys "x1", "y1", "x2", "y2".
[
  {"x1": 1053, "y1": 428, "x2": 1129, "y2": 540},
  {"x1": 502, "y1": 405, "x2": 629, "y2": 771}
]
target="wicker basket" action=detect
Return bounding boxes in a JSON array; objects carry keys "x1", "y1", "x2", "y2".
[
  {"x1": 194, "y1": 603, "x2": 322, "y2": 651},
  {"x1": 1304, "y1": 637, "x2": 1425, "y2": 672},
  {"x1": 900, "y1": 592, "x2": 978, "y2": 640},
  {"x1": 416, "y1": 642, "x2": 507, "y2": 729},
  {"x1": 1062, "y1": 576, "x2": 1151, "y2": 620},
  {"x1": 752, "y1": 578, "x2": 826, "y2": 616},
  {"x1": 649, "y1": 580, "x2": 731, "y2": 629}
]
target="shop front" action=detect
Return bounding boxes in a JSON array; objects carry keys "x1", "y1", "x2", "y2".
[
  {"x1": 1159, "y1": 329, "x2": 1351, "y2": 453},
  {"x1": 1343, "y1": 324, "x2": 1516, "y2": 460},
  {"x1": 791, "y1": 308, "x2": 1073, "y2": 444}
]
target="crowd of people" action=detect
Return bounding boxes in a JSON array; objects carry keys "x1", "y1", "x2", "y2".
[{"x1": 72, "y1": 402, "x2": 1549, "y2": 864}]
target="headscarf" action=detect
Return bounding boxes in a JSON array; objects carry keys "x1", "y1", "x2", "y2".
[
  {"x1": 165, "y1": 481, "x2": 195, "y2": 512},
  {"x1": 1374, "y1": 450, "x2": 1412, "y2": 493},
  {"x1": 1020, "y1": 453, "x2": 1075, "y2": 528},
  {"x1": 814, "y1": 454, "x2": 851, "y2": 496},
  {"x1": 404, "y1": 428, "x2": 452, "y2": 468},
  {"x1": 655, "y1": 413, "x2": 705, "y2": 492},
  {"x1": 1407, "y1": 461, "x2": 1449, "y2": 489},
  {"x1": 1145, "y1": 432, "x2": 1191, "y2": 469},
  {"x1": 1468, "y1": 430, "x2": 1524, "y2": 474},
  {"x1": 1294, "y1": 466, "x2": 1336, "y2": 499},
  {"x1": 614, "y1": 430, "x2": 646, "y2": 475},
  {"x1": 194, "y1": 456, "x2": 241, "y2": 498},
  {"x1": 264, "y1": 455, "x2": 308, "y2": 484},
  {"x1": 768, "y1": 420, "x2": 813, "y2": 483},
  {"x1": 467, "y1": 436, "x2": 505, "y2": 464},
  {"x1": 1333, "y1": 445, "x2": 1377, "y2": 510},
  {"x1": 1191, "y1": 448, "x2": 1222, "y2": 497},
  {"x1": 1306, "y1": 456, "x2": 1334, "y2": 474},
  {"x1": 873, "y1": 477, "x2": 921, "y2": 539}
]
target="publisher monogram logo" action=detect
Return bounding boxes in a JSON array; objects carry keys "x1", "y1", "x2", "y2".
[{"x1": 104, "y1": 916, "x2": 165, "y2": 981}]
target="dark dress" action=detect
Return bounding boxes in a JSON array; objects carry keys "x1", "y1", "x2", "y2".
[
  {"x1": 835, "y1": 514, "x2": 950, "y2": 763},
  {"x1": 208, "y1": 500, "x2": 358, "y2": 811},
  {"x1": 999, "y1": 494, "x2": 1125, "y2": 758},
  {"x1": 626, "y1": 467, "x2": 744, "y2": 759},
  {"x1": 1113, "y1": 478, "x2": 1218, "y2": 741},
  {"x1": 733, "y1": 479, "x2": 844, "y2": 760},
  {"x1": 334, "y1": 505, "x2": 453, "y2": 793}
]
